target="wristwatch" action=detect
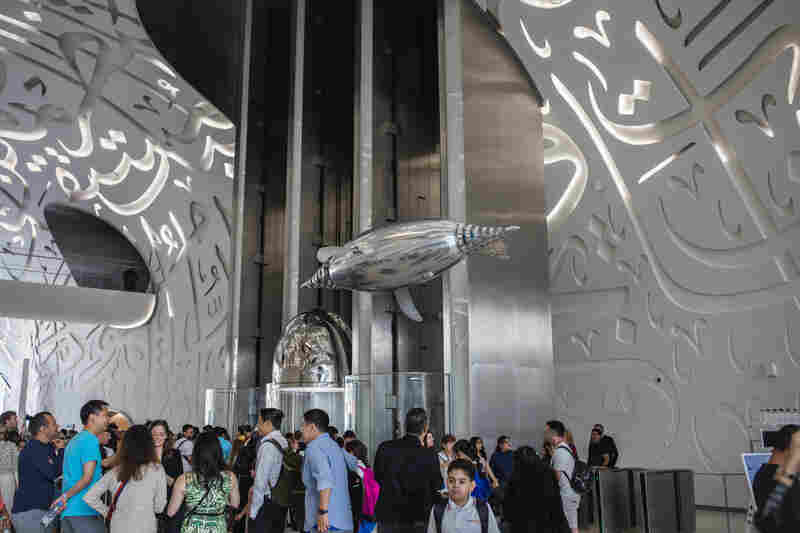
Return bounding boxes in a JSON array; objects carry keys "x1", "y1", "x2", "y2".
[{"x1": 318, "y1": 509, "x2": 329, "y2": 515}]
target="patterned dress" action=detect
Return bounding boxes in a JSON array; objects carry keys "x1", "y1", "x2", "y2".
[
  {"x1": 0, "y1": 441, "x2": 18, "y2": 512},
  {"x1": 181, "y1": 472, "x2": 232, "y2": 533}
]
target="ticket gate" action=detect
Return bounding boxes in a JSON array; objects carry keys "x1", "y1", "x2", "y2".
[{"x1": 580, "y1": 468, "x2": 696, "y2": 533}]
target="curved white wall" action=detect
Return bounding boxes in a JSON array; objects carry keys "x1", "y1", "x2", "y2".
[
  {"x1": 493, "y1": 0, "x2": 800, "y2": 490},
  {"x1": 0, "y1": 1, "x2": 234, "y2": 429}
]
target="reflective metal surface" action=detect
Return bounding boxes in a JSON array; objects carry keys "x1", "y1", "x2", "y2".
[
  {"x1": 439, "y1": 0, "x2": 470, "y2": 436},
  {"x1": 632, "y1": 470, "x2": 696, "y2": 533},
  {"x1": 595, "y1": 469, "x2": 640, "y2": 533},
  {"x1": 302, "y1": 219, "x2": 518, "y2": 291},
  {"x1": 282, "y1": 0, "x2": 306, "y2": 324},
  {"x1": 228, "y1": 0, "x2": 254, "y2": 392},
  {"x1": 459, "y1": 0, "x2": 552, "y2": 445},
  {"x1": 272, "y1": 309, "x2": 352, "y2": 387}
]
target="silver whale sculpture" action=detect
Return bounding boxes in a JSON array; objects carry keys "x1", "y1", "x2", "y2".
[{"x1": 301, "y1": 219, "x2": 519, "y2": 321}]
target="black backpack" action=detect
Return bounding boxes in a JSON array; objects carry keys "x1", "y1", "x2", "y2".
[
  {"x1": 557, "y1": 444, "x2": 593, "y2": 495},
  {"x1": 265, "y1": 439, "x2": 305, "y2": 507},
  {"x1": 433, "y1": 498, "x2": 489, "y2": 533},
  {"x1": 348, "y1": 469, "x2": 364, "y2": 526}
]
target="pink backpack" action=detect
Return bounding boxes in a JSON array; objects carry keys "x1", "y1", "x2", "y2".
[{"x1": 360, "y1": 465, "x2": 380, "y2": 520}]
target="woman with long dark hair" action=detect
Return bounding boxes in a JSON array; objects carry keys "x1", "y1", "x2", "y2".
[
  {"x1": 454, "y1": 439, "x2": 498, "y2": 501},
  {"x1": 503, "y1": 446, "x2": 569, "y2": 533},
  {"x1": 84, "y1": 425, "x2": 167, "y2": 533},
  {"x1": 166, "y1": 431, "x2": 240, "y2": 533},
  {"x1": 151, "y1": 421, "x2": 183, "y2": 533},
  {"x1": 469, "y1": 437, "x2": 500, "y2": 492},
  {"x1": 470, "y1": 437, "x2": 487, "y2": 461}
]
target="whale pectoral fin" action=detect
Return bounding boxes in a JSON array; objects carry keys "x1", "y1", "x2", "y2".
[
  {"x1": 394, "y1": 287, "x2": 423, "y2": 322},
  {"x1": 317, "y1": 246, "x2": 347, "y2": 264}
]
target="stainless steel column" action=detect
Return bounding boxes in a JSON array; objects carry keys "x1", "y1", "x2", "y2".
[
  {"x1": 282, "y1": 0, "x2": 306, "y2": 324},
  {"x1": 352, "y1": 0, "x2": 376, "y2": 451},
  {"x1": 17, "y1": 358, "x2": 30, "y2": 423},
  {"x1": 228, "y1": 0, "x2": 253, "y2": 391},
  {"x1": 439, "y1": 0, "x2": 469, "y2": 437},
  {"x1": 443, "y1": 0, "x2": 554, "y2": 442}
]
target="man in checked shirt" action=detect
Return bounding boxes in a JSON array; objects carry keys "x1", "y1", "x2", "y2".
[{"x1": 249, "y1": 408, "x2": 288, "y2": 533}]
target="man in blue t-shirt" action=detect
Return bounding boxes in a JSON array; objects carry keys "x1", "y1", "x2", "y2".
[
  {"x1": 52, "y1": 400, "x2": 109, "y2": 533},
  {"x1": 216, "y1": 427, "x2": 233, "y2": 462}
]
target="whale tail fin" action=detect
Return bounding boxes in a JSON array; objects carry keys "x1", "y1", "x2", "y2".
[{"x1": 301, "y1": 263, "x2": 332, "y2": 289}]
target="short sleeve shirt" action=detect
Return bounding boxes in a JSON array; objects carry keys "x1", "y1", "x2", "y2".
[
  {"x1": 176, "y1": 438, "x2": 194, "y2": 472},
  {"x1": 62, "y1": 430, "x2": 102, "y2": 517},
  {"x1": 301, "y1": 433, "x2": 353, "y2": 532},
  {"x1": 219, "y1": 438, "x2": 232, "y2": 462},
  {"x1": 552, "y1": 444, "x2": 578, "y2": 500}
]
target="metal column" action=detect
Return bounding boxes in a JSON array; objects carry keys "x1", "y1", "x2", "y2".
[
  {"x1": 352, "y1": 0, "x2": 376, "y2": 450},
  {"x1": 438, "y1": 0, "x2": 469, "y2": 437},
  {"x1": 283, "y1": 0, "x2": 307, "y2": 325},
  {"x1": 227, "y1": 0, "x2": 253, "y2": 392},
  {"x1": 440, "y1": 0, "x2": 552, "y2": 445}
]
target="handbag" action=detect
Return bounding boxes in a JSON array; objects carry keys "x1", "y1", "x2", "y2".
[
  {"x1": 106, "y1": 478, "x2": 129, "y2": 527},
  {"x1": 184, "y1": 483, "x2": 213, "y2": 523}
]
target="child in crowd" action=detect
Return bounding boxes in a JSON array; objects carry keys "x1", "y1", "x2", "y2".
[
  {"x1": 345, "y1": 440, "x2": 379, "y2": 533},
  {"x1": 428, "y1": 459, "x2": 500, "y2": 533}
]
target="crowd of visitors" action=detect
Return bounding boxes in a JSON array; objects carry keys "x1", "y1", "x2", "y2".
[
  {"x1": 0, "y1": 401, "x2": 635, "y2": 533},
  {"x1": 0, "y1": 397, "x2": 796, "y2": 533}
]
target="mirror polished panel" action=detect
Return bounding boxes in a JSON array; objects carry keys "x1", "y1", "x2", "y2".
[{"x1": 460, "y1": 0, "x2": 552, "y2": 445}]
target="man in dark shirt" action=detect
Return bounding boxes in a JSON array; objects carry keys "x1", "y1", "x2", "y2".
[
  {"x1": 374, "y1": 408, "x2": 443, "y2": 533},
  {"x1": 753, "y1": 425, "x2": 800, "y2": 533},
  {"x1": 12, "y1": 411, "x2": 64, "y2": 533},
  {"x1": 587, "y1": 424, "x2": 619, "y2": 468}
]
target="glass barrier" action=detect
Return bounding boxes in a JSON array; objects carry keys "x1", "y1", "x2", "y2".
[
  {"x1": 204, "y1": 387, "x2": 263, "y2": 432},
  {"x1": 345, "y1": 372, "x2": 452, "y2": 461},
  {"x1": 206, "y1": 373, "x2": 452, "y2": 459},
  {"x1": 265, "y1": 384, "x2": 346, "y2": 434}
]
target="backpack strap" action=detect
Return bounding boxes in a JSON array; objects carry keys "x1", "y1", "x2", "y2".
[
  {"x1": 106, "y1": 478, "x2": 129, "y2": 524},
  {"x1": 476, "y1": 499, "x2": 489, "y2": 533},
  {"x1": 555, "y1": 444, "x2": 575, "y2": 483},
  {"x1": 264, "y1": 439, "x2": 288, "y2": 492},
  {"x1": 557, "y1": 443, "x2": 577, "y2": 459},
  {"x1": 266, "y1": 439, "x2": 287, "y2": 456},
  {"x1": 433, "y1": 501, "x2": 447, "y2": 533}
]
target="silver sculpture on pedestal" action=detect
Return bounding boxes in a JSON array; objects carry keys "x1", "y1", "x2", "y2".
[
  {"x1": 301, "y1": 219, "x2": 519, "y2": 321},
  {"x1": 272, "y1": 309, "x2": 352, "y2": 387}
]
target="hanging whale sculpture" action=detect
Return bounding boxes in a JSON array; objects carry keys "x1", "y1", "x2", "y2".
[{"x1": 301, "y1": 219, "x2": 519, "y2": 321}]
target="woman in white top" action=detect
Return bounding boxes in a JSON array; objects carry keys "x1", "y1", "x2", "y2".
[
  {"x1": 438, "y1": 435, "x2": 456, "y2": 485},
  {"x1": 84, "y1": 424, "x2": 167, "y2": 533},
  {"x1": 0, "y1": 430, "x2": 20, "y2": 511}
]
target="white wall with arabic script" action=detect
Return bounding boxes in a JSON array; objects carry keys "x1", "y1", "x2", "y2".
[
  {"x1": 493, "y1": 0, "x2": 800, "y2": 498},
  {"x1": 0, "y1": 0, "x2": 234, "y2": 429}
]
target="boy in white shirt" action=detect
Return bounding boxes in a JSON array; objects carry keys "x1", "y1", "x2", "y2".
[{"x1": 427, "y1": 459, "x2": 501, "y2": 533}]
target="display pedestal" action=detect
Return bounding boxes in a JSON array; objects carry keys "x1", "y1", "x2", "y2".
[
  {"x1": 265, "y1": 384, "x2": 346, "y2": 433},
  {"x1": 204, "y1": 387, "x2": 263, "y2": 430}
]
